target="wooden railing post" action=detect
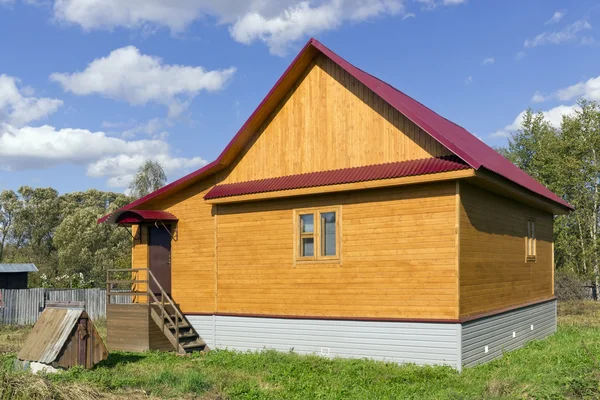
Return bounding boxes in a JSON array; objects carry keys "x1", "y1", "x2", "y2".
[
  {"x1": 161, "y1": 290, "x2": 165, "y2": 331},
  {"x1": 176, "y1": 317, "x2": 180, "y2": 351}
]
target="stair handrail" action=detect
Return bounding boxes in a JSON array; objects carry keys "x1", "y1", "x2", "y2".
[
  {"x1": 106, "y1": 268, "x2": 184, "y2": 352},
  {"x1": 145, "y1": 269, "x2": 183, "y2": 352}
]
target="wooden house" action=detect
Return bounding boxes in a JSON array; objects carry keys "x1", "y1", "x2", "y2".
[{"x1": 100, "y1": 39, "x2": 572, "y2": 370}]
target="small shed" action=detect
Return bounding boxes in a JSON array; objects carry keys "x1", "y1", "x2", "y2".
[
  {"x1": 0, "y1": 263, "x2": 38, "y2": 289},
  {"x1": 17, "y1": 302, "x2": 108, "y2": 372}
]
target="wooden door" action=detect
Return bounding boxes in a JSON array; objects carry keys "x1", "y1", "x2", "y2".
[{"x1": 148, "y1": 224, "x2": 172, "y2": 294}]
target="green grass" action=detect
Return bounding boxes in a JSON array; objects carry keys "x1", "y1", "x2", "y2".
[{"x1": 1, "y1": 301, "x2": 600, "y2": 399}]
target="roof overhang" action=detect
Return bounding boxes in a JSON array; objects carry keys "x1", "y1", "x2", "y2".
[{"x1": 104, "y1": 210, "x2": 178, "y2": 225}]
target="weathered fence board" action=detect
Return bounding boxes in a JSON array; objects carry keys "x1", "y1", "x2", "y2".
[{"x1": 0, "y1": 288, "x2": 131, "y2": 325}]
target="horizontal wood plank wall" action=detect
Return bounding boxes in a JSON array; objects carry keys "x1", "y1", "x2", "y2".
[
  {"x1": 459, "y1": 182, "x2": 554, "y2": 317},
  {"x1": 143, "y1": 179, "x2": 217, "y2": 314},
  {"x1": 216, "y1": 182, "x2": 458, "y2": 319},
  {"x1": 220, "y1": 54, "x2": 451, "y2": 184}
]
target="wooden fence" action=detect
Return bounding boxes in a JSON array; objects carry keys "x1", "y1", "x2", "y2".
[{"x1": 0, "y1": 288, "x2": 131, "y2": 325}]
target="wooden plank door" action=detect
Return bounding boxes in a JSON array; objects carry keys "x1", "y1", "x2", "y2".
[{"x1": 148, "y1": 224, "x2": 172, "y2": 294}]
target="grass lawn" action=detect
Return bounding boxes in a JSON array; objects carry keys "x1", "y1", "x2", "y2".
[{"x1": 1, "y1": 301, "x2": 599, "y2": 399}]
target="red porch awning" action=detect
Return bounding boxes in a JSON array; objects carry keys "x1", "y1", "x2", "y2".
[{"x1": 103, "y1": 210, "x2": 178, "y2": 225}]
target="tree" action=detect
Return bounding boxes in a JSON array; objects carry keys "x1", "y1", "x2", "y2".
[
  {"x1": 129, "y1": 160, "x2": 167, "y2": 199},
  {"x1": 559, "y1": 100, "x2": 600, "y2": 289},
  {"x1": 0, "y1": 186, "x2": 133, "y2": 287},
  {"x1": 0, "y1": 190, "x2": 20, "y2": 262},
  {"x1": 53, "y1": 205, "x2": 131, "y2": 286},
  {"x1": 500, "y1": 100, "x2": 600, "y2": 292}
]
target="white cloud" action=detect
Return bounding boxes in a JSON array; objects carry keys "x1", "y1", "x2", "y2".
[
  {"x1": 0, "y1": 122, "x2": 207, "y2": 188},
  {"x1": 524, "y1": 19, "x2": 591, "y2": 48},
  {"x1": 50, "y1": 46, "x2": 236, "y2": 117},
  {"x1": 481, "y1": 57, "x2": 494, "y2": 65},
  {"x1": 515, "y1": 51, "x2": 526, "y2": 61},
  {"x1": 545, "y1": 11, "x2": 565, "y2": 25},
  {"x1": 532, "y1": 75, "x2": 600, "y2": 104},
  {"x1": 416, "y1": 0, "x2": 465, "y2": 9},
  {"x1": 87, "y1": 153, "x2": 207, "y2": 188},
  {"x1": 464, "y1": 75, "x2": 473, "y2": 85},
  {"x1": 555, "y1": 76, "x2": 600, "y2": 102},
  {"x1": 230, "y1": 2, "x2": 340, "y2": 56},
  {"x1": 51, "y1": 0, "x2": 409, "y2": 56},
  {"x1": 581, "y1": 36, "x2": 596, "y2": 45},
  {"x1": 491, "y1": 104, "x2": 579, "y2": 138},
  {"x1": 229, "y1": 1, "x2": 404, "y2": 55},
  {"x1": 531, "y1": 91, "x2": 546, "y2": 103},
  {"x1": 0, "y1": 75, "x2": 63, "y2": 126}
]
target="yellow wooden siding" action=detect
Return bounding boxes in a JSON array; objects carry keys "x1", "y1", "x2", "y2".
[
  {"x1": 216, "y1": 182, "x2": 458, "y2": 319},
  {"x1": 458, "y1": 182, "x2": 554, "y2": 317},
  {"x1": 220, "y1": 54, "x2": 451, "y2": 184},
  {"x1": 131, "y1": 179, "x2": 217, "y2": 313},
  {"x1": 131, "y1": 225, "x2": 148, "y2": 302}
]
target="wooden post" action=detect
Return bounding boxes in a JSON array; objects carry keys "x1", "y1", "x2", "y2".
[
  {"x1": 106, "y1": 269, "x2": 110, "y2": 306},
  {"x1": 77, "y1": 316, "x2": 89, "y2": 367},
  {"x1": 176, "y1": 315, "x2": 179, "y2": 352}
]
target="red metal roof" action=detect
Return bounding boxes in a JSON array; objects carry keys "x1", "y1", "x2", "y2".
[
  {"x1": 307, "y1": 40, "x2": 572, "y2": 210},
  {"x1": 205, "y1": 156, "x2": 470, "y2": 200},
  {"x1": 99, "y1": 37, "x2": 571, "y2": 223},
  {"x1": 105, "y1": 210, "x2": 178, "y2": 225}
]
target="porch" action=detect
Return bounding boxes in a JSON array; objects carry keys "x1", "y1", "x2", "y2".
[{"x1": 106, "y1": 268, "x2": 207, "y2": 354}]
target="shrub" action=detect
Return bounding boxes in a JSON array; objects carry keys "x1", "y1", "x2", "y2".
[{"x1": 555, "y1": 270, "x2": 590, "y2": 301}]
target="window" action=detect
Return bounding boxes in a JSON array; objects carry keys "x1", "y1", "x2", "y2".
[
  {"x1": 526, "y1": 218, "x2": 536, "y2": 261},
  {"x1": 295, "y1": 207, "x2": 340, "y2": 262}
]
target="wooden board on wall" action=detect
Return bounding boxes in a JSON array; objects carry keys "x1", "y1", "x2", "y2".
[
  {"x1": 141, "y1": 178, "x2": 218, "y2": 314},
  {"x1": 220, "y1": 54, "x2": 451, "y2": 184},
  {"x1": 216, "y1": 182, "x2": 458, "y2": 320},
  {"x1": 106, "y1": 304, "x2": 150, "y2": 352},
  {"x1": 458, "y1": 182, "x2": 554, "y2": 317}
]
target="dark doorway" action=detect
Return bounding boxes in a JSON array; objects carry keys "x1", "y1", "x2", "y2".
[{"x1": 148, "y1": 224, "x2": 172, "y2": 295}]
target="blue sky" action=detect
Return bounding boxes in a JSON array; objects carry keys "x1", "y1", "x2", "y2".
[{"x1": 1, "y1": 0, "x2": 599, "y2": 194}]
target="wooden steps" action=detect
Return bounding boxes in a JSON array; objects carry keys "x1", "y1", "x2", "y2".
[
  {"x1": 107, "y1": 268, "x2": 208, "y2": 355},
  {"x1": 149, "y1": 302, "x2": 207, "y2": 354}
]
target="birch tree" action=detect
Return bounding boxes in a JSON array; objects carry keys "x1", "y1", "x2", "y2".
[
  {"x1": 502, "y1": 100, "x2": 600, "y2": 291},
  {"x1": 129, "y1": 160, "x2": 167, "y2": 199}
]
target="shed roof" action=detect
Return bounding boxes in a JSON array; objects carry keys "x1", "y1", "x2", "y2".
[
  {"x1": 205, "y1": 156, "x2": 470, "y2": 200},
  {"x1": 99, "y1": 38, "x2": 571, "y2": 223},
  {"x1": 17, "y1": 304, "x2": 85, "y2": 364},
  {"x1": 0, "y1": 264, "x2": 38, "y2": 273}
]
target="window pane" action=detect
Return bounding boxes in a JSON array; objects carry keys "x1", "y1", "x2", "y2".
[
  {"x1": 321, "y1": 212, "x2": 336, "y2": 256},
  {"x1": 301, "y1": 237, "x2": 314, "y2": 257},
  {"x1": 531, "y1": 222, "x2": 536, "y2": 255},
  {"x1": 300, "y1": 214, "x2": 314, "y2": 233}
]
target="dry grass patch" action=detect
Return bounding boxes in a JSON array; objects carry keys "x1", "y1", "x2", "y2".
[
  {"x1": 558, "y1": 300, "x2": 600, "y2": 327},
  {"x1": 0, "y1": 325, "x2": 32, "y2": 354},
  {"x1": 0, "y1": 370, "x2": 152, "y2": 400}
]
